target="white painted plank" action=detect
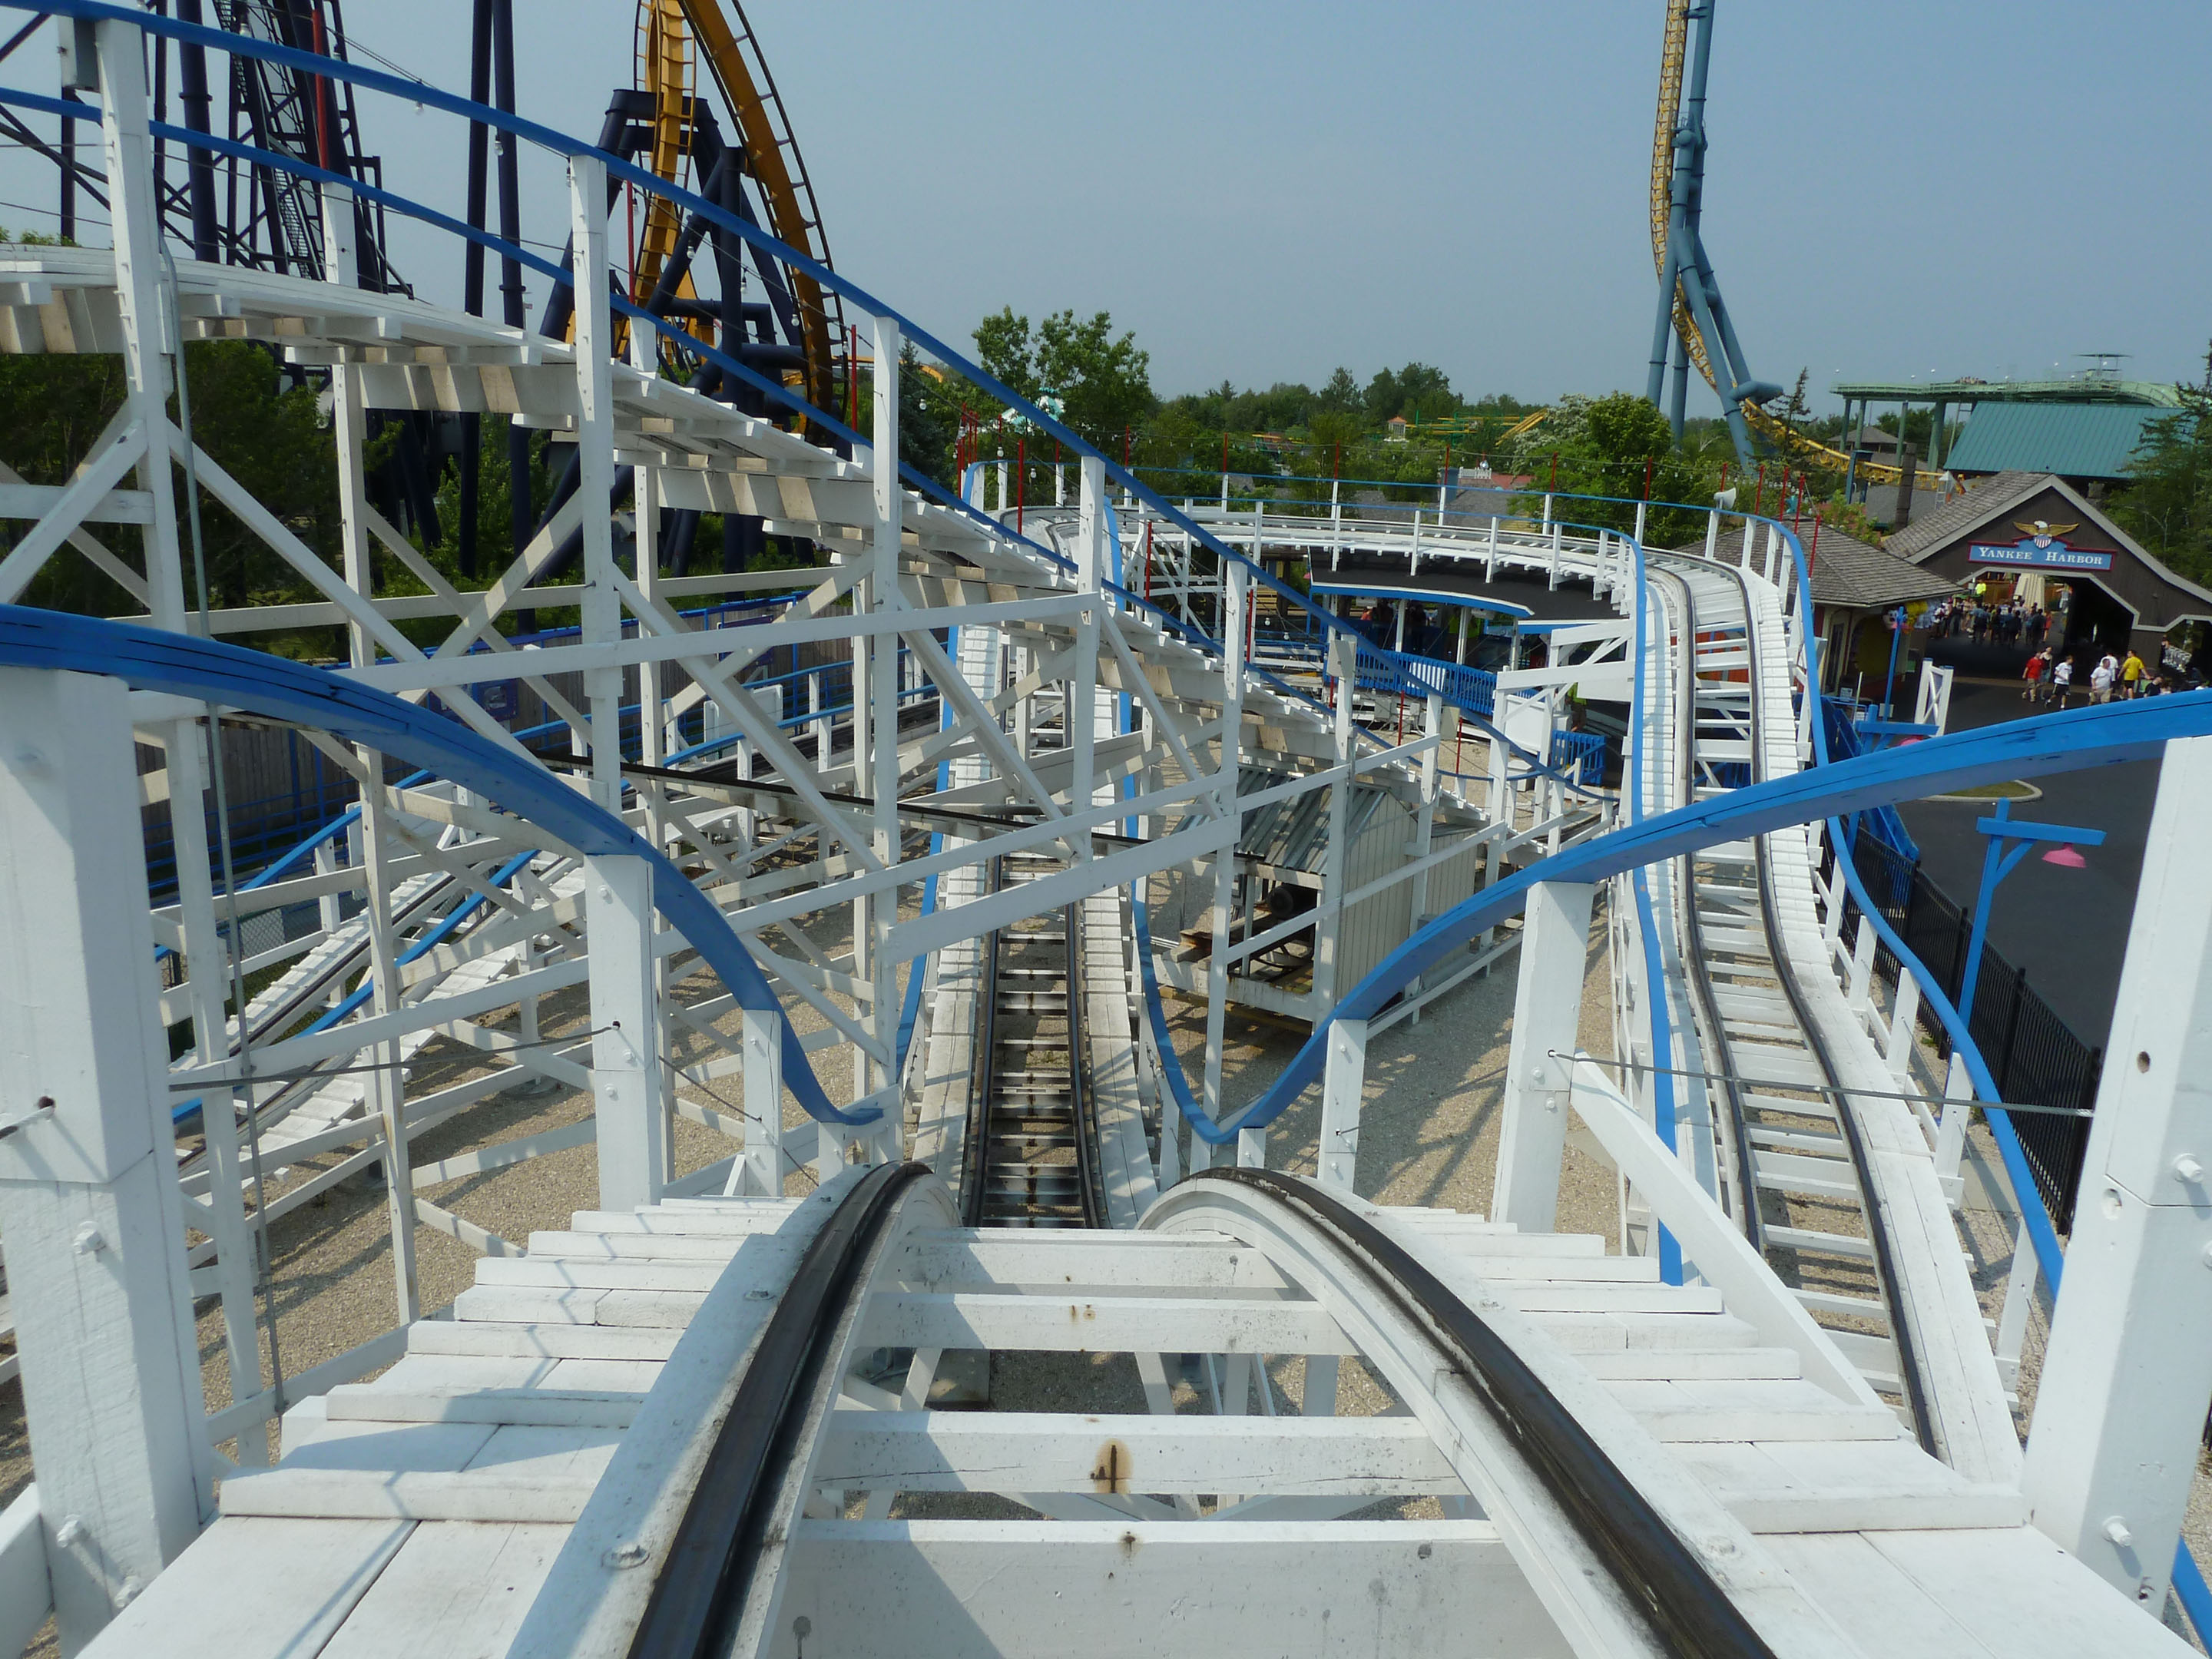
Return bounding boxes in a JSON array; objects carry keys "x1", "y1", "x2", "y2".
[
  {"x1": 893, "y1": 1233, "x2": 1293, "y2": 1292},
  {"x1": 324, "y1": 1385, "x2": 641, "y2": 1429},
  {"x1": 813, "y1": 1411, "x2": 1463, "y2": 1498},
  {"x1": 1575, "y1": 1348, "x2": 1803, "y2": 1382},
  {"x1": 318, "y1": 1521, "x2": 568, "y2": 1659},
  {"x1": 1522, "y1": 1310, "x2": 1761, "y2": 1353},
  {"x1": 856, "y1": 1293, "x2": 1357, "y2": 1356},
  {"x1": 773, "y1": 1520, "x2": 1572, "y2": 1659},
  {"x1": 1759, "y1": 1532, "x2": 1992, "y2": 1659},
  {"x1": 1869, "y1": 1528, "x2": 2192, "y2": 1657},
  {"x1": 407, "y1": 1320, "x2": 682, "y2": 1364},
  {"x1": 78, "y1": 1517, "x2": 411, "y2": 1659},
  {"x1": 463, "y1": 1423, "x2": 624, "y2": 1487},
  {"x1": 1673, "y1": 1440, "x2": 2030, "y2": 1532},
  {"x1": 217, "y1": 1469, "x2": 598, "y2": 1523},
  {"x1": 473, "y1": 1257, "x2": 727, "y2": 1293}
]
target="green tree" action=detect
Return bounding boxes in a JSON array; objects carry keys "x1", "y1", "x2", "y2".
[
  {"x1": 1317, "y1": 366, "x2": 1362, "y2": 413},
  {"x1": 2111, "y1": 358, "x2": 2212, "y2": 584},
  {"x1": 2, "y1": 339, "x2": 341, "y2": 639},
  {"x1": 969, "y1": 306, "x2": 1157, "y2": 448},
  {"x1": 898, "y1": 343, "x2": 959, "y2": 489},
  {"x1": 973, "y1": 306, "x2": 1039, "y2": 402},
  {"x1": 1507, "y1": 391, "x2": 1720, "y2": 540},
  {"x1": 1364, "y1": 361, "x2": 1453, "y2": 425}
]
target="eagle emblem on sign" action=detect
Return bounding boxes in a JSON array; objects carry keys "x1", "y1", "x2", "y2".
[{"x1": 2015, "y1": 519, "x2": 2078, "y2": 549}]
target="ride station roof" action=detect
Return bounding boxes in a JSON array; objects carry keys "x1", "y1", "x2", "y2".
[
  {"x1": 1830, "y1": 376, "x2": 2181, "y2": 408},
  {"x1": 1942, "y1": 402, "x2": 2174, "y2": 482}
]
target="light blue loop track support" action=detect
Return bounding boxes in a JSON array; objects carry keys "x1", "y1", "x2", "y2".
[{"x1": 0, "y1": 605, "x2": 871, "y2": 1128}]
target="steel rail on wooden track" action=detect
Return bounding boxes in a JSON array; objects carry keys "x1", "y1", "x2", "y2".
[
  {"x1": 959, "y1": 856, "x2": 1005, "y2": 1228},
  {"x1": 1661, "y1": 571, "x2": 1762, "y2": 1248},
  {"x1": 625, "y1": 1160, "x2": 932, "y2": 1659},
  {"x1": 1704, "y1": 551, "x2": 1940, "y2": 1455},
  {"x1": 1187, "y1": 1167, "x2": 1780, "y2": 1659}
]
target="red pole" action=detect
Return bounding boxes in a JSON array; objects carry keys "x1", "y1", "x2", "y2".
[
  {"x1": 1548, "y1": 451, "x2": 1559, "y2": 492},
  {"x1": 1124, "y1": 426, "x2": 1132, "y2": 467},
  {"x1": 1642, "y1": 457, "x2": 1653, "y2": 502}
]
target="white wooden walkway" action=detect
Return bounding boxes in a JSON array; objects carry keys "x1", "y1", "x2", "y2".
[{"x1": 80, "y1": 1177, "x2": 2186, "y2": 1659}]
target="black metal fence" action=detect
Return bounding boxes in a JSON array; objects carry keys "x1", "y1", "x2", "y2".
[{"x1": 1836, "y1": 826, "x2": 2102, "y2": 1230}]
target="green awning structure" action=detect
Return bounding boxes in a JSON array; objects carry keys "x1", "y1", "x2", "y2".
[{"x1": 1943, "y1": 402, "x2": 2174, "y2": 481}]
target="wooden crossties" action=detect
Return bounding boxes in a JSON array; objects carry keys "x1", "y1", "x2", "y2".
[{"x1": 75, "y1": 1177, "x2": 2187, "y2": 1658}]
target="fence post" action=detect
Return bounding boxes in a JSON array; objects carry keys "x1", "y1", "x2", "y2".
[{"x1": 1998, "y1": 966, "x2": 2030, "y2": 1098}]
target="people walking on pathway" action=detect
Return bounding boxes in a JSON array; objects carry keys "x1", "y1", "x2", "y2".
[
  {"x1": 2023, "y1": 647, "x2": 2051, "y2": 704},
  {"x1": 2122, "y1": 647, "x2": 2146, "y2": 697},
  {"x1": 2090, "y1": 654, "x2": 2117, "y2": 704},
  {"x1": 2050, "y1": 654, "x2": 2075, "y2": 707}
]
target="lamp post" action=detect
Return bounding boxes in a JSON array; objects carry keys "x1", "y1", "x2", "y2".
[
  {"x1": 1882, "y1": 604, "x2": 1908, "y2": 717},
  {"x1": 1957, "y1": 796, "x2": 2105, "y2": 1025}
]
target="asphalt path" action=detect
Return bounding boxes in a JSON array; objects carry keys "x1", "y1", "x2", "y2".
[{"x1": 1894, "y1": 680, "x2": 2160, "y2": 1051}]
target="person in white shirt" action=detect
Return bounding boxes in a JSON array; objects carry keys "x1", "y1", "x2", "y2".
[
  {"x1": 2051, "y1": 655, "x2": 2075, "y2": 707},
  {"x1": 2090, "y1": 657, "x2": 2115, "y2": 704}
]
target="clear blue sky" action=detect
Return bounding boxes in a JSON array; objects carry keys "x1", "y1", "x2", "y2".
[{"x1": 4, "y1": 2, "x2": 2206, "y2": 419}]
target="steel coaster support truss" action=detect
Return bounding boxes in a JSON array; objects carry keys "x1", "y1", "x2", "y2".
[{"x1": 1644, "y1": 0, "x2": 1778, "y2": 461}]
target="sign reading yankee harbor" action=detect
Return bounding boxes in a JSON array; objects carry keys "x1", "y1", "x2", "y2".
[{"x1": 1969, "y1": 520, "x2": 2115, "y2": 572}]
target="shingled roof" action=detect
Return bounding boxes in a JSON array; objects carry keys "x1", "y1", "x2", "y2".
[
  {"x1": 1673, "y1": 521, "x2": 1957, "y2": 611},
  {"x1": 1883, "y1": 471, "x2": 2048, "y2": 564}
]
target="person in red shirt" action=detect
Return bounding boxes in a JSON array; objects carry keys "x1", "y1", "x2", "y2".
[{"x1": 2022, "y1": 647, "x2": 2051, "y2": 703}]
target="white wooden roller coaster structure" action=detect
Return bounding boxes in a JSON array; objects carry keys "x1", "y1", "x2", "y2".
[{"x1": 4, "y1": 7, "x2": 2212, "y2": 1657}]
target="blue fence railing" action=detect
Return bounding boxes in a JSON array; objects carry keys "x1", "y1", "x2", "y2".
[
  {"x1": 1352, "y1": 641, "x2": 1498, "y2": 719},
  {"x1": 1821, "y1": 696, "x2": 1922, "y2": 863},
  {"x1": 1551, "y1": 730, "x2": 1608, "y2": 787}
]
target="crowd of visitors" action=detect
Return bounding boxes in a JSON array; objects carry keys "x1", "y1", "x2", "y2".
[
  {"x1": 1930, "y1": 595, "x2": 2049, "y2": 649},
  {"x1": 2020, "y1": 644, "x2": 2174, "y2": 707}
]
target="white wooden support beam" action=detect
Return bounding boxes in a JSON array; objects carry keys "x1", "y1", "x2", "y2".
[
  {"x1": 2022, "y1": 733, "x2": 2212, "y2": 1610},
  {"x1": 566, "y1": 159, "x2": 669, "y2": 1202},
  {"x1": 1316, "y1": 1018, "x2": 1369, "y2": 1190},
  {"x1": 0, "y1": 669, "x2": 210, "y2": 1650},
  {"x1": 588, "y1": 854, "x2": 671, "y2": 1209},
  {"x1": 1206, "y1": 561, "x2": 1247, "y2": 1169},
  {"x1": 322, "y1": 179, "x2": 419, "y2": 1331},
  {"x1": 92, "y1": 22, "x2": 174, "y2": 622},
  {"x1": 734, "y1": 1005, "x2": 786, "y2": 1197},
  {"x1": 1405, "y1": 690, "x2": 1445, "y2": 1024},
  {"x1": 865, "y1": 315, "x2": 902, "y2": 1141},
  {"x1": 1491, "y1": 879, "x2": 1596, "y2": 1231},
  {"x1": 568, "y1": 155, "x2": 622, "y2": 814},
  {"x1": 1073, "y1": 455, "x2": 1108, "y2": 830},
  {"x1": 1310, "y1": 633, "x2": 1357, "y2": 1014}
]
